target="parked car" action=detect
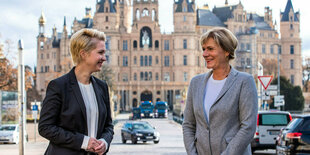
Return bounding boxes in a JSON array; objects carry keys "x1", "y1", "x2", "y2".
[
  {"x1": 121, "y1": 121, "x2": 160, "y2": 144},
  {"x1": 140, "y1": 101, "x2": 154, "y2": 118},
  {"x1": 0, "y1": 124, "x2": 19, "y2": 144},
  {"x1": 154, "y1": 101, "x2": 168, "y2": 118},
  {"x1": 276, "y1": 115, "x2": 310, "y2": 154},
  {"x1": 251, "y1": 111, "x2": 292, "y2": 153}
]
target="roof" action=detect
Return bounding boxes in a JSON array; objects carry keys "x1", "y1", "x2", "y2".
[
  {"x1": 197, "y1": 9, "x2": 225, "y2": 27},
  {"x1": 258, "y1": 110, "x2": 291, "y2": 114},
  {"x1": 248, "y1": 13, "x2": 272, "y2": 30},
  {"x1": 212, "y1": 4, "x2": 238, "y2": 22},
  {"x1": 98, "y1": 0, "x2": 117, "y2": 13},
  {"x1": 78, "y1": 18, "x2": 93, "y2": 28},
  {"x1": 175, "y1": 0, "x2": 194, "y2": 13},
  {"x1": 281, "y1": 0, "x2": 299, "y2": 22}
]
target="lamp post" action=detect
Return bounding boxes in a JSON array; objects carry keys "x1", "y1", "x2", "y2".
[
  {"x1": 18, "y1": 39, "x2": 25, "y2": 155},
  {"x1": 272, "y1": 44, "x2": 281, "y2": 96},
  {"x1": 271, "y1": 43, "x2": 281, "y2": 110}
]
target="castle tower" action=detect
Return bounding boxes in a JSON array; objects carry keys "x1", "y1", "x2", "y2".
[
  {"x1": 36, "y1": 12, "x2": 48, "y2": 95},
  {"x1": 264, "y1": 7, "x2": 273, "y2": 29},
  {"x1": 93, "y1": 0, "x2": 119, "y2": 32},
  {"x1": 280, "y1": 0, "x2": 302, "y2": 87},
  {"x1": 60, "y1": 16, "x2": 70, "y2": 74},
  {"x1": 173, "y1": 0, "x2": 196, "y2": 33},
  {"x1": 119, "y1": 0, "x2": 132, "y2": 33}
]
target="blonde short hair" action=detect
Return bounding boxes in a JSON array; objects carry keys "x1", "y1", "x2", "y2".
[
  {"x1": 70, "y1": 28, "x2": 106, "y2": 65},
  {"x1": 200, "y1": 27, "x2": 238, "y2": 60}
]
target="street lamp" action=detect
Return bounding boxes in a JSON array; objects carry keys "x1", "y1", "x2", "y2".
[
  {"x1": 272, "y1": 44, "x2": 281, "y2": 96},
  {"x1": 18, "y1": 39, "x2": 25, "y2": 155}
]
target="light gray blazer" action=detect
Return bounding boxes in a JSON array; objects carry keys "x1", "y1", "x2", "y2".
[{"x1": 182, "y1": 67, "x2": 258, "y2": 155}]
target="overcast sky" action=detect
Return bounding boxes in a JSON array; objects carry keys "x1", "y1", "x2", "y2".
[{"x1": 0, "y1": 0, "x2": 308, "y2": 70}]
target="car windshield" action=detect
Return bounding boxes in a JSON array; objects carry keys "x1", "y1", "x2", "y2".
[
  {"x1": 156, "y1": 104, "x2": 167, "y2": 109},
  {"x1": 260, "y1": 114, "x2": 289, "y2": 125},
  {"x1": 141, "y1": 105, "x2": 152, "y2": 109},
  {"x1": 132, "y1": 123, "x2": 153, "y2": 130},
  {"x1": 0, "y1": 126, "x2": 16, "y2": 131}
]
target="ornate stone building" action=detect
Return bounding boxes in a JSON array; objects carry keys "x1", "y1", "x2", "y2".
[{"x1": 36, "y1": 0, "x2": 302, "y2": 111}]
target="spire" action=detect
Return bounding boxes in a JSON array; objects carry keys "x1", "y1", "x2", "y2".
[
  {"x1": 39, "y1": 11, "x2": 46, "y2": 25},
  {"x1": 52, "y1": 25, "x2": 57, "y2": 37},
  {"x1": 85, "y1": 7, "x2": 92, "y2": 18},
  {"x1": 281, "y1": 0, "x2": 299, "y2": 22},
  {"x1": 63, "y1": 16, "x2": 66, "y2": 26},
  {"x1": 225, "y1": 0, "x2": 228, "y2": 5},
  {"x1": 63, "y1": 16, "x2": 67, "y2": 34}
]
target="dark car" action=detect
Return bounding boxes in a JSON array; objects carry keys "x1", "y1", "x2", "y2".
[
  {"x1": 276, "y1": 115, "x2": 310, "y2": 154},
  {"x1": 121, "y1": 121, "x2": 160, "y2": 144}
]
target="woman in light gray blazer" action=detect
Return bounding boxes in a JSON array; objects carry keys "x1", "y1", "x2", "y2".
[{"x1": 182, "y1": 27, "x2": 258, "y2": 155}]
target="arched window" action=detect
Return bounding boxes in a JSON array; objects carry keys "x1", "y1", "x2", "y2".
[
  {"x1": 155, "y1": 40, "x2": 159, "y2": 48},
  {"x1": 145, "y1": 72, "x2": 148, "y2": 81},
  {"x1": 142, "y1": 8, "x2": 149, "y2": 17},
  {"x1": 140, "y1": 56, "x2": 143, "y2": 66},
  {"x1": 140, "y1": 27, "x2": 152, "y2": 48},
  {"x1": 152, "y1": 9, "x2": 156, "y2": 21},
  {"x1": 136, "y1": 9, "x2": 140, "y2": 20},
  {"x1": 149, "y1": 72, "x2": 152, "y2": 81},
  {"x1": 149, "y1": 56, "x2": 152, "y2": 66},
  {"x1": 133, "y1": 40, "x2": 137, "y2": 48},
  {"x1": 140, "y1": 72, "x2": 144, "y2": 80},
  {"x1": 144, "y1": 56, "x2": 148, "y2": 66}
]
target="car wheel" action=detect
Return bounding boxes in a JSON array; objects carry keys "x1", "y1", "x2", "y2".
[
  {"x1": 143, "y1": 141, "x2": 147, "y2": 143},
  {"x1": 131, "y1": 136, "x2": 137, "y2": 144},
  {"x1": 121, "y1": 134, "x2": 126, "y2": 144},
  {"x1": 154, "y1": 140, "x2": 159, "y2": 144}
]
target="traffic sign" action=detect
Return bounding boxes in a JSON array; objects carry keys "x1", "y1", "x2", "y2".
[
  {"x1": 32, "y1": 105, "x2": 38, "y2": 111},
  {"x1": 274, "y1": 95, "x2": 285, "y2": 107},
  {"x1": 258, "y1": 76, "x2": 273, "y2": 90},
  {"x1": 267, "y1": 85, "x2": 277, "y2": 90},
  {"x1": 269, "y1": 90, "x2": 278, "y2": 96}
]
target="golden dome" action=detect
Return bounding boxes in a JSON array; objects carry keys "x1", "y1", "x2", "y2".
[{"x1": 39, "y1": 11, "x2": 46, "y2": 24}]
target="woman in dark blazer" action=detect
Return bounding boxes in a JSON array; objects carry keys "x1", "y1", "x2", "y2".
[
  {"x1": 182, "y1": 27, "x2": 258, "y2": 155},
  {"x1": 39, "y1": 28, "x2": 114, "y2": 155}
]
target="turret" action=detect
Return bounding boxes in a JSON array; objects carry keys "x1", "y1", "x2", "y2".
[
  {"x1": 173, "y1": 0, "x2": 196, "y2": 33},
  {"x1": 38, "y1": 11, "x2": 46, "y2": 37}
]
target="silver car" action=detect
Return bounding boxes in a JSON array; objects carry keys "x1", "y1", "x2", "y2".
[{"x1": 0, "y1": 124, "x2": 19, "y2": 144}]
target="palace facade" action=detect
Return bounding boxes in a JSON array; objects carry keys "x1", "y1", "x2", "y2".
[{"x1": 36, "y1": 0, "x2": 302, "y2": 111}]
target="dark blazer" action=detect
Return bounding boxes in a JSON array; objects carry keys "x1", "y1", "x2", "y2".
[{"x1": 39, "y1": 67, "x2": 114, "y2": 155}]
